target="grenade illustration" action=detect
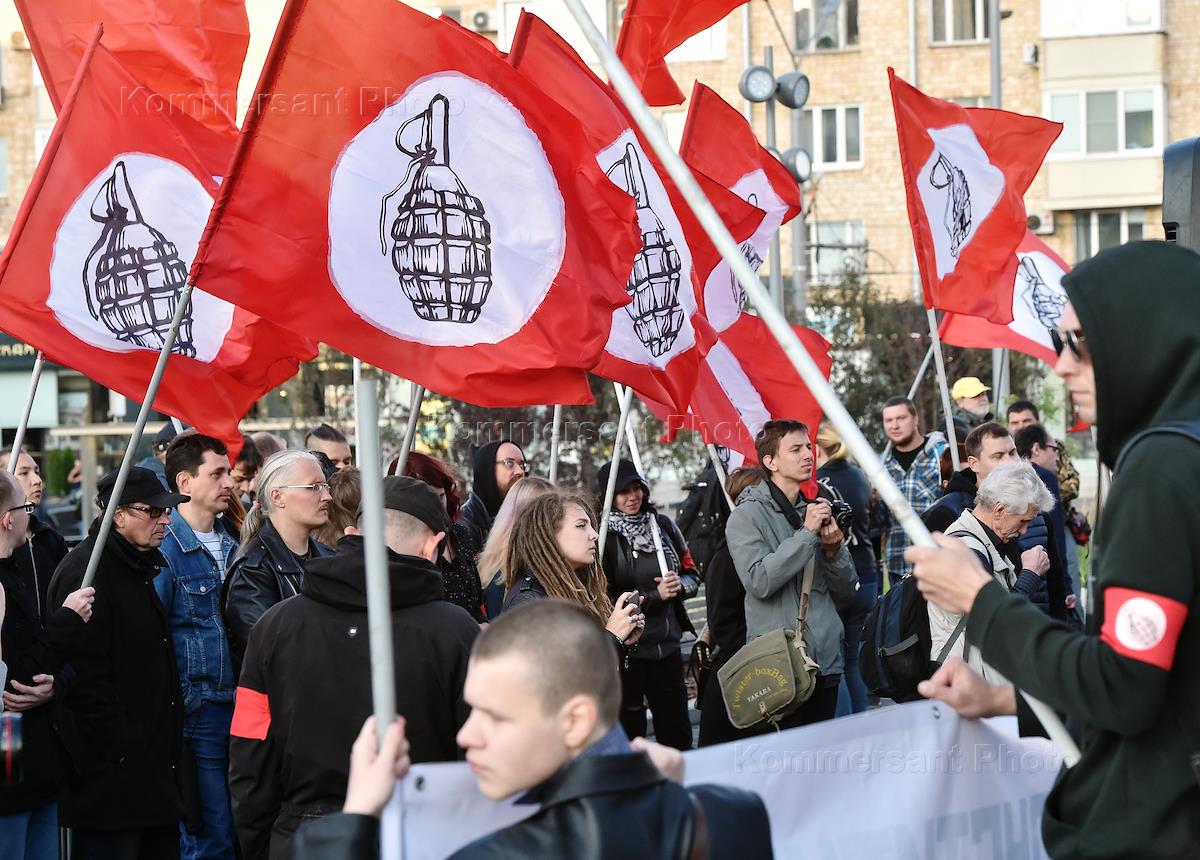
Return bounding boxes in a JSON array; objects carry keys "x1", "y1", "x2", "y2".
[
  {"x1": 1018, "y1": 255, "x2": 1066, "y2": 330},
  {"x1": 82, "y1": 162, "x2": 195, "y2": 357},
  {"x1": 607, "y1": 143, "x2": 684, "y2": 357},
  {"x1": 929, "y1": 152, "x2": 972, "y2": 258},
  {"x1": 381, "y1": 94, "x2": 493, "y2": 324},
  {"x1": 729, "y1": 192, "x2": 763, "y2": 311}
]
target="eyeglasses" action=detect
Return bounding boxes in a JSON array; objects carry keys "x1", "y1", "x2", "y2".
[
  {"x1": 123, "y1": 504, "x2": 171, "y2": 519},
  {"x1": 1045, "y1": 443, "x2": 1062, "y2": 452},
  {"x1": 496, "y1": 459, "x2": 530, "y2": 473},
  {"x1": 5, "y1": 501, "x2": 35, "y2": 515},
  {"x1": 1050, "y1": 328, "x2": 1087, "y2": 361},
  {"x1": 278, "y1": 482, "x2": 332, "y2": 494}
]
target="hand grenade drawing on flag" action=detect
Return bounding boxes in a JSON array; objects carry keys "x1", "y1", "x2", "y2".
[
  {"x1": 381, "y1": 94, "x2": 494, "y2": 324},
  {"x1": 729, "y1": 192, "x2": 763, "y2": 311},
  {"x1": 929, "y1": 152, "x2": 972, "y2": 258},
  {"x1": 1017, "y1": 255, "x2": 1066, "y2": 330},
  {"x1": 607, "y1": 143, "x2": 684, "y2": 357},
  {"x1": 82, "y1": 162, "x2": 196, "y2": 356}
]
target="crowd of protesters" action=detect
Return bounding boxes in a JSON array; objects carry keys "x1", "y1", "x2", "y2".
[{"x1": 0, "y1": 263, "x2": 1192, "y2": 860}]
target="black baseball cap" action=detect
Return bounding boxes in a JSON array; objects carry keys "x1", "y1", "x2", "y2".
[
  {"x1": 153, "y1": 422, "x2": 183, "y2": 451},
  {"x1": 97, "y1": 467, "x2": 190, "y2": 510},
  {"x1": 362, "y1": 476, "x2": 450, "y2": 534}
]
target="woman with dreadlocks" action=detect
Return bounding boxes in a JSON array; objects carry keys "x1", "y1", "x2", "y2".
[
  {"x1": 502, "y1": 492, "x2": 645, "y2": 653},
  {"x1": 597, "y1": 460, "x2": 700, "y2": 750}
]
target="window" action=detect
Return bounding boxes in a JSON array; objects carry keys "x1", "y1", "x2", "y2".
[
  {"x1": 949, "y1": 96, "x2": 988, "y2": 107},
  {"x1": 1047, "y1": 88, "x2": 1160, "y2": 156},
  {"x1": 1042, "y1": 0, "x2": 1161, "y2": 38},
  {"x1": 931, "y1": 0, "x2": 989, "y2": 43},
  {"x1": 1073, "y1": 209, "x2": 1144, "y2": 259},
  {"x1": 0, "y1": 138, "x2": 8, "y2": 198},
  {"x1": 665, "y1": 20, "x2": 728, "y2": 62},
  {"x1": 800, "y1": 105, "x2": 862, "y2": 168},
  {"x1": 499, "y1": 1, "x2": 606, "y2": 53},
  {"x1": 808, "y1": 220, "x2": 866, "y2": 283},
  {"x1": 795, "y1": 0, "x2": 859, "y2": 51}
]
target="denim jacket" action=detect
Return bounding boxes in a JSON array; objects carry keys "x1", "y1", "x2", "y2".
[{"x1": 155, "y1": 510, "x2": 238, "y2": 713}]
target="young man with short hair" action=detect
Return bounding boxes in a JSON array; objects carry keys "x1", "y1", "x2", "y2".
[
  {"x1": 725, "y1": 419, "x2": 859, "y2": 727},
  {"x1": 1005, "y1": 400, "x2": 1040, "y2": 435},
  {"x1": 305, "y1": 424, "x2": 353, "y2": 470},
  {"x1": 156, "y1": 433, "x2": 239, "y2": 860},
  {"x1": 880, "y1": 396, "x2": 948, "y2": 580},
  {"x1": 922, "y1": 422, "x2": 1018, "y2": 534}
]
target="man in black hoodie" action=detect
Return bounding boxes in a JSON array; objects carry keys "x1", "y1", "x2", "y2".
[
  {"x1": 909, "y1": 241, "x2": 1200, "y2": 859},
  {"x1": 229, "y1": 477, "x2": 478, "y2": 859},
  {"x1": 458, "y1": 439, "x2": 528, "y2": 544}
]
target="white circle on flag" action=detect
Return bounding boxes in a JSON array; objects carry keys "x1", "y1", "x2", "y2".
[
  {"x1": 328, "y1": 73, "x2": 566, "y2": 346},
  {"x1": 48, "y1": 153, "x2": 231, "y2": 361},
  {"x1": 597, "y1": 130, "x2": 696, "y2": 368},
  {"x1": 703, "y1": 170, "x2": 781, "y2": 333},
  {"x1": 1114, "y1": 597, "x2": 1167, "y2": 651}
]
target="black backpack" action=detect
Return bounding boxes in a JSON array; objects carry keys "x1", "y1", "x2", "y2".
[{"x1": 674, "y1": 466, "x2": 728, "y2": 579}]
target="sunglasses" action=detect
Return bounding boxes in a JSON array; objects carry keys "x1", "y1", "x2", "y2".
[
  {"x1": 5, "y1": 501, "x2": 35, "y2": 515},
  {"x1": 123, "y1": 504, "x2": 172, "y2": 519},
  {"x1": 1050, "y1": 328, "x2": 1087, "y2": 361}
]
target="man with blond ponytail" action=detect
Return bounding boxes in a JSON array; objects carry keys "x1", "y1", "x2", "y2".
[{"x1": 221, "y1": 451, "x2": 334, "y2": 674}]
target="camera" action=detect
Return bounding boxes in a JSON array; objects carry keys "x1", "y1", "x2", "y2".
[{"x1": 828, "y1": 500, "x2": 854, "y2": 536}]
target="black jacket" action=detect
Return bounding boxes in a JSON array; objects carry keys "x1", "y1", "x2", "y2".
[
  {"x1": 601, "y1": 514, "x2": 698, "y2": 661},
  {"x1": 221, "y1": 519, "x2": 333, "y2": 675},
  {"x1": 46, "y1": 522, "x2": 185, "y2": 830},
  {"x1": 291, "y1": 753, "x2": 773, "y2": 860},
  {"x1": 0, "y1": 516, "x2": 76, "y2": 814},
  {"x1": 968, "y1": 241, "x2": 1200, "y2": 858},
  {"x1": 229, "y1": 535, "x2": 478, "y2": 860},
  {"x1": 503, "y1": 571, "x2": 629, "y2": 659}
]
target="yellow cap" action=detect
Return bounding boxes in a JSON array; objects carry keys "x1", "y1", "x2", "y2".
[{"x1": 951, "y1": 376, "x2": 991, "y2": 399}]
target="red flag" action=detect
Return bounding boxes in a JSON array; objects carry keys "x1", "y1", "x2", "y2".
[
  {"x1": 15, "y1": 0, "x2": 244, "y2": 177},
  {"x1": 0, "y1": 32, "x2": 314, "y2": 455},
  {"x1": 509, "y1": 13, "x2": 761, "y2": 412},
  {"x1": 190, "y1": 0, "x2": 639, "y2": 408},
  {"x1": 616, "y1": 0, "x2": 746, "y2": 106},
  {"x1": 889, "y1": 68, "x2": 1060, "y2": 324},
  {"x1": 939, "y1": 231, "x2": 1071, "y2": 365},
  {"x1": 681, "y1": 82, "x2": 802, "y2": 333}
]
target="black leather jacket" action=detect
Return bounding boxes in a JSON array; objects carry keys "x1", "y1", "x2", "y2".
[{"x1": 221, "y1": 520, "x2": 333, "y2": 675}]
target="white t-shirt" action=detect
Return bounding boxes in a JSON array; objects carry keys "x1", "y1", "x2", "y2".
[{"x1": 194, "y1": 529, "x2": 228, "y2": 576}]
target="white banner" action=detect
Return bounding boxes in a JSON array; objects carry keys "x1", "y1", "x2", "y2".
[{"x1": 387, "y1": 701, "x2": 1062, "y2": 859}]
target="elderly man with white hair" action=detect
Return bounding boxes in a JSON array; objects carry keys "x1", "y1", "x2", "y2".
[{"x1": 930, "y1": 461, "x2": 1055, "y2": 681}]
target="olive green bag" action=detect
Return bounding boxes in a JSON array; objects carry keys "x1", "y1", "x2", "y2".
[{"x1": 717, "y1": 557, "x2": 819, "y2": 730}]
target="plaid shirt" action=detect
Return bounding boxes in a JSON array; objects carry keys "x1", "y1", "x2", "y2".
[{"x1": 883, "y1": 432, "x2": 948, "y2": 578}]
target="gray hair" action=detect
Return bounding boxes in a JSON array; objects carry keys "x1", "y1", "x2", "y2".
[
  {"x1": 239, "y1": 450, "x2": 321, "y2": 548},
  {"x1": 975, "y1": 461, "x2": 1055, "y2": 516}
]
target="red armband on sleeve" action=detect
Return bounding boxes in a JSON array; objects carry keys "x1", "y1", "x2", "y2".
[
  {"x1": 230, "y1": 686, "x2": 272, "y2": 740},
  {"x1": 1101, "y1": 587, "x2": 1189, "y2": 671}
]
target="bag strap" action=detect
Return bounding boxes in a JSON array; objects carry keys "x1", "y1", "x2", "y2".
[
  {"x1": 935, "y1": 615, "x2": 969, "y2": 664},
  {"x1": 687, "y1": 792, "x2": 710, "y2": 860},
  {"x1": 797, "y1": 555, "x2": 816, "y2": 632}
]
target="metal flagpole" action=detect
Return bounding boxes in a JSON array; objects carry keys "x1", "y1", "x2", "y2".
[
  {"x1": 705, "y1": 443, "x2": 736, "y2": 510},
  {"x1": 596, "y1": 384, "x2": 635, "y2": 560},
  {"x1": 170, "y1": 417, "x2": 185, "y2": 434},
  {"x1": 561, "y1": 0, "x2": 1079, "y2": 767},
  {"x1": 927, "y1": 309, "x2": 961, "y2": 470},
  {"x1": 614, "y1": 383, "x2": 671, "y2": 584},
  {"x1": 548, "y1": 404, "x2": 563, "y2": 483},
  {"x1": 81, "y1": 284, "x2": 195, "y2": 590},
  {"x1": 354, "y1": 379, "x2": 396, "y2": 742},
  {"x1": 352, "y1": 357, "x2": 363, "y2": 466},
  {"x1": 393, "y1": 384, "x2": 425, "y2": 478},
  {"x1": 7, "y1": 351, "x2": 45, "y2": 469},
  {"x1": 882, "y1": 343, "x2": 936, "y2": 461}
]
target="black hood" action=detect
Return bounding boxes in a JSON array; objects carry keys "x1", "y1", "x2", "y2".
[
  {"x1": 301, "y1": 534, "x2": 444, "y2": 611},
  {"x1": 1062, "y1": 241, "x2": 1200, "y2": 466},
  {"x1": 944, "y1": 467, "x2": 977, "y2": 496},
  {"x1": 471, "y1": 439, "x2": 514, "y2": 517}
]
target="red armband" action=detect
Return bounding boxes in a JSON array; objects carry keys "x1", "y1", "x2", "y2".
[
  {"x1": 230, "y1": 687, "x2": 272, "y2": 740},
  {"x1": 1101, "y1": 587, "x2": 1188, "y2": 671}
]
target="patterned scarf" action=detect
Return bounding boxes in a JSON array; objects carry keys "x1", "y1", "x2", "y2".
[{"x1": 607, "y1": 511, "x2": 679, "y2": 571}]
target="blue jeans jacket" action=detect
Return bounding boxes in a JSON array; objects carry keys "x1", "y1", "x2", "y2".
[{"x1": 156, "y1": 511, "x2": 238, "y2": 713}]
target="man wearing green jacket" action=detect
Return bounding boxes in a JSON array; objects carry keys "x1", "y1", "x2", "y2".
[{"x1": 907, "y1": 240, "x2": 1200, "y2": 859}]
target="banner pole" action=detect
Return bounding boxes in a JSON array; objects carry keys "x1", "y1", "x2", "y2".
[
  {"x1": 562, "y1": 0, "x2": 1078, "y2": 767},
  {"x1": 81, "y1": 284, "x2": 195, "y2": 590},
  {"x1": 548, "y1": 404, "x2": 563, "y2": 483},
  {"x1": 883, "y1": 342, "x2": 935, "y2": 461},
  {"x1": 7, "y1": 351, "x2": 45, "y2": 469},
  {"x1": 927, "y1": 309, "x2": 961, "y2": 470},
  {"x1": 596, "y1": 384, "x2": 635, "y2": 560},
  {"x1": 614, "y1": 384, "x2": 671, "y2": 583},
  {"x1": 394, "y1": 384, "x2": 425, "y2": 478},
  {"x1": 354, "y1": 379, "x2": 396, "y2": 748},
  {"x1": 705, "y1": 444, "x2": 736, "y2": 510},
  {"x1": 352, "y1": 357, "x2": 363, "y2": 467}
]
